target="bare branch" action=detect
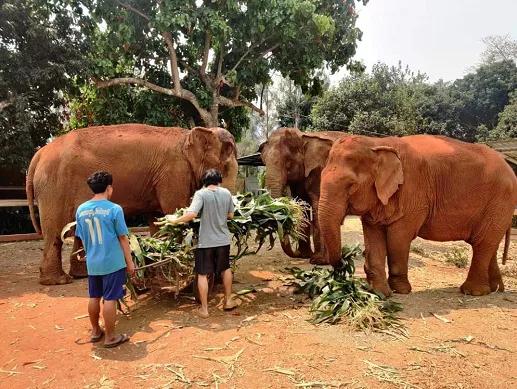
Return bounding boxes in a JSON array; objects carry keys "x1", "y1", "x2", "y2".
[
  {"x1": 161, "y1": 32, "x2": 182, "y2": 94},
  {"x1": 94, "y1": 76, "x2": 212, "y2": 124},
  {"x1": 216, "y1": 49, "x2": 224, "y2": 80},
  {"x1": 94, "y1": 77, "x2": 176, "y2": 95},
  {"x1": 218, "y1": 95, "x2": 265, "y2": 116},
  {"x1": 0, "y1": 97, "x2": 15, "y2": 112},
  {"x1": 115, "y1": 0, "x2": 150, "y2": 21},
  {"x1": 200, "y1": 32, "x2": 211, "y2": 76}
]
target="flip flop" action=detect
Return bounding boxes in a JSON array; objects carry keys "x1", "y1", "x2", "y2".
[
  {"x1": 104, "y1": 333, "x2": 130, "y2": 348},
  {"x1": 223, "y1": 299, "x2": 240, "y2": 311},
  {"x1": 90, "y1": 330, "x2": 104, "y2": 343}
]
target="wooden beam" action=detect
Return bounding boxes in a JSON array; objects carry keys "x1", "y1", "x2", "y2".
[{"x1": 0, "y1": 227, "x2": 150, "y2": 243}]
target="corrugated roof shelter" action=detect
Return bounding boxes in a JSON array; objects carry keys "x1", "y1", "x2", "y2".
[
  {"x1": 487, "y1": 139, "x2": 517, "y2": 169},
  {"x1": 237, "y1": 153, "x2": 264, "y2": 166}
]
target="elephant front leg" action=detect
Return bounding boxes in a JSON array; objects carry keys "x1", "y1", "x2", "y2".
[
  {"x1": 69, "y1": 236, "x2": 87, "y2": 278},
  {"x1": 362, "y1": 223, "x2": 391, "y2": 297},
  {"x1": 386, "y1": 228, "x2": 413, "y2": 294}
]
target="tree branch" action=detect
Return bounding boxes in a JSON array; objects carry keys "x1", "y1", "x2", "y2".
[
  {"x1": 0, "y1": 97, "x2": 15, "y2": 112},
  {"x1": 115, "y1": 0, "x2": 150, "y2": 21},
  {"x1": 93, "y1": 77, "x2": 211, "y2": 122},
  {"x1": 200, "y1": 32, "x2": 211, "y2": 76},
  {"x1": 161, "y1": 32, "x2": 182, "y2": 94},
  {"x1": 218, "y1": 95, "x2": 265, "y2": 116}
]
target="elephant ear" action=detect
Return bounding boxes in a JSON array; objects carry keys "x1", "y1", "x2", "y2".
[
  {"x1": 302, "y1": 134, "x2": 334, "y2": 177},
  {"x1": 372, "y1": 146, "x2": 404, "y2": 205},
  {"x1": 184, "y1": 127, "x2": 220, "y2": 180},
  {"x1": 213, "y1": 127, "x2": 236, "y2": 162}
]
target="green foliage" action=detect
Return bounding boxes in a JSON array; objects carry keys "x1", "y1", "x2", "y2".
[
  {"x1": 289, "y1": 244, "x2": 403, "y2": 330},
  {"x1": 311, "y1": 63, "x2": 427, "y2": 136},
  {"x1": 311, "y1": 60, "x2": 517, "y2": 142},
  {"x1": 0, "y1": 0, "x2": 93, "y2": 169},
  {"x1": 489, "y1": 92, "x2": 517, "y2": 139},
  {"x1": 82, "y1": 0, "x2": 366, "y2": 132},
  {"x1": 126, "y1": 192, "x2": 309, "y2": 299},
  {"x1": 444, "y1": 247, "x2": 469, "y2": 268}
]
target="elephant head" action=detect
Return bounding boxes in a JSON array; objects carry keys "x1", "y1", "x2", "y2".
[
  {"x1": 183, "y1": 127, "x2": 237, "y2": 191},
  {"x1": 212, "y1": 127, "x2": 238, "y2": 193},
  {"x1": 260, "y1": 128, "x2": 342, "y2": 257},
  {"x1": 316, "y1": 137, "x2": 404, "y2": 266}
]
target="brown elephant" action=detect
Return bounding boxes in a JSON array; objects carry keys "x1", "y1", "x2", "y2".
[
  {"x1": 26, "y1": 124, "x2": 237, "y2": 285},
  {"x1": 259, "y1": 127, "x2": 346, "y2": 258},
  {"x1": 314, "y1": 134, "x2": 517, "y2": 296}
]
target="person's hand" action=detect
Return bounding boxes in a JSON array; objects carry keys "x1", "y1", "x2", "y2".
[
  {"x1": 165, "y1": 215, "x2": 178, "y2": 224},
  {"x1": 126, "y1": 261, "x2": 136, "y2": 277}
]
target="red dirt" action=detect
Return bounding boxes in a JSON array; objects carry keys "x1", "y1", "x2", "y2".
[{"x1": 1, "y1": 217, "x2": 516, "y2": 388}]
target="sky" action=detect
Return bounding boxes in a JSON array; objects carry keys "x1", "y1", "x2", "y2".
[{"x1": 330, "y1": 0, "x2": 517, "y2": 84}]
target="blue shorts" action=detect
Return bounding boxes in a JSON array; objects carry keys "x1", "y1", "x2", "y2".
[{"x1": 88, "y1": 268, "x2": 127, "y2": 300}]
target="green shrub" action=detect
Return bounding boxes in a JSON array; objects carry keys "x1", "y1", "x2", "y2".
[{"x1": 444, "y1": 247, "x2": 469, "y2": 268}]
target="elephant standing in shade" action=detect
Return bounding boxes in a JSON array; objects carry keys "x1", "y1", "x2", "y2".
[
  {"x1": 314, "y1": 134, "x2": 516, "y2": 296},
  {"x1": 26, "y1": 124, "x2": 238, "y2": 285},
  {"x1": 259, "y1": 127, "x2": 347, "y2": 258}
]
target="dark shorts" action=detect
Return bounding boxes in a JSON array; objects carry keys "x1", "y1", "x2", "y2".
[
  {"x1": 194, "y1": 245, "x2": 231, "y2": 275},
  {"x1": 88, "y1": 268, "x2": 126, "y2": 300}
]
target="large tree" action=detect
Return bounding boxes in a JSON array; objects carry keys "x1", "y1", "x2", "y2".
[
  {"x1": 87, "y1": 0, "x2": 366, "y2": 132},
  {"x1": 0, "y1": 0, "x2": 92, "y2": 170}
]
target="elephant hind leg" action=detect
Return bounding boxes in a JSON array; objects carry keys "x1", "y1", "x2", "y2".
[
  {"x1": 460, "y1": 242, "x2": 497, "y2": 296},
  {"x1": 489, "y1": 253, "x2": 504, "y2": 292},
  {"x1": 40, "y1": 233, "x2": 72, "y2": 285}
]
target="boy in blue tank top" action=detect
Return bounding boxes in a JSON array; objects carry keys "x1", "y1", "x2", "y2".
[{"x1": 75, "y1": 171, "x2": 135, "y2": 348}]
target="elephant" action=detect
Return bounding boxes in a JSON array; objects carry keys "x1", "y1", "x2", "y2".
[
  {"x1": 26, "y1": 124, "x2": 238, "y2": 285},
  {"x1": 314, "y1": 134, "x2": 517, "y2": 296},
  {"x1": 259, "y1": 127, "x2": 347, "y2": 258}
]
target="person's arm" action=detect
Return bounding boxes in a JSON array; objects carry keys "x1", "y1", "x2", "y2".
[
  {"x1": 169, "y1": 191, "x2": 202, "y2": 224},
  {"x1": 118, "y1": 235, "x2": 135, "y2": 276},
  {"x1": 227, "y1": 192, "x2": 235, "y2": 220},
  {"x1": 114, "y1": 206, "x2": 135, "y2": 276},
  {"x1": 168, "y1": 211, "x2": 198, "y2": 224}
]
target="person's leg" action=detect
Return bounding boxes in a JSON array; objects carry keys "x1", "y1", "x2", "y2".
[
  {"x1": 88, "y1": 298, "x2": 102, "y2": 336},
  {"x1": 197, "y1": 274, "x2": 209, "y2": 317},
  {"x1": 217, "y1": 245, "x2": 238, "y2": 310},
  {"x1": 88, "y1": 275, "x2": 103, "y2": 340},
  {"x1": 102, "y1": 269, "x2": 129, "y2": 346},
  {"x1": 102, "y1": 299, "x2": 117, "y2": 342}
]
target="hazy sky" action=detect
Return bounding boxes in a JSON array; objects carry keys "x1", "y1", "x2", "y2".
[{"x1": 331, "y1": 0, "x2": 517, "y2": 83}]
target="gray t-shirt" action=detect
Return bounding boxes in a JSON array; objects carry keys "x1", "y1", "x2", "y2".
[{"x1": 188, "y1": 187, "x2": 235, "y2": 248}]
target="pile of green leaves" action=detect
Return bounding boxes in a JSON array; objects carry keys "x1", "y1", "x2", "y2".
[
  {"x1": 127, "y1": 192, "x2": 309, "y2": 299},
  {"x1": 288, "y1": 244, "x2": 403, "y2": 331}
]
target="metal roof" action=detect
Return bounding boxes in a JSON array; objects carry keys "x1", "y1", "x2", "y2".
[
  {"x1": 237, "y1": 153, "x2": 264, "y2": 166},
  {"x1": 487, "y1": 139, "x2": 517, "y2": 166}
]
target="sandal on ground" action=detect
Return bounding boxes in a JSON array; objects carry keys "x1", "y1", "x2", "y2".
[
  {"x1": 90, "y1": 330, "x2": 104, "y2": 343},
  {"x1": 104, "y1": 333, "x2": 130, "y2": 348},
  {"x1": 223, "y1": 298, "x2": 240, "y2": 311}
]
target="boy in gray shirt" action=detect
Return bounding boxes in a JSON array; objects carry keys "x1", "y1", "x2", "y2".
[{"x1": 168, "y1": 169, "x2": 238, "y2": 318}]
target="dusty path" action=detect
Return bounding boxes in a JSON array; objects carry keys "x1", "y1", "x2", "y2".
[{"x1": 1, "y1": 217, "x2": 516, "y2": 388}]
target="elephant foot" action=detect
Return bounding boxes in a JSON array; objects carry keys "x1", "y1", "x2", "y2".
[
  {"x1": 388, "y1": 276, "x2": 412, "y2": 294},
  {"x1": 69, "y1": 260, "x2": 88, "y2": 279},
  {"x1": 460, "y1": 280, "x2": 491, "y2": 296},
  {"x1": 39, "y1": 271, "x2": 73, "y2": 285},
  {"x1": 309, "y1": 255, "x2": 329, "y2": 265},
  {"x1": 369, "y1": 280, "x2": 392, "y2": 298}
]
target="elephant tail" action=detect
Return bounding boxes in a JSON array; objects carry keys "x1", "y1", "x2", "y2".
[
  {"x1": 26, "y1": 151, "x2": 41, "y2": 235},
  {"x1": 502, "y1": 226, "x2": 511, "y2": 265}
]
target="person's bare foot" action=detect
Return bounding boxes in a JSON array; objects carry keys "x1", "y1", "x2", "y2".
[
  {"x1": 223, "y1": 297, "x2": 239, "y2": 311},
  {"x1": 197, "y1": 307, "x2": 209, "y2": 318}
]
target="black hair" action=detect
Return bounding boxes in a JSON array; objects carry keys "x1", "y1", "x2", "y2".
[
  {"x1": 87, "y1": 171, "x2": 113, "y2": 194},
  {"x1": 201, "y1": 169, "x2": 223, "y2": 187}
]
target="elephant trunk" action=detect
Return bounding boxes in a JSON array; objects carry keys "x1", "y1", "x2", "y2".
[
  {"x1": 265, "y1": 169, "x2": 307, "y2": 258},
  {"x1": 317, "y1": 192, "x2": 347, "y2": 266}
]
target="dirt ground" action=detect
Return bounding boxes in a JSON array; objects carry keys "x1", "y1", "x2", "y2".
[{"x1": 1, "y1": 217, "x2": 516, "y2": 389}]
